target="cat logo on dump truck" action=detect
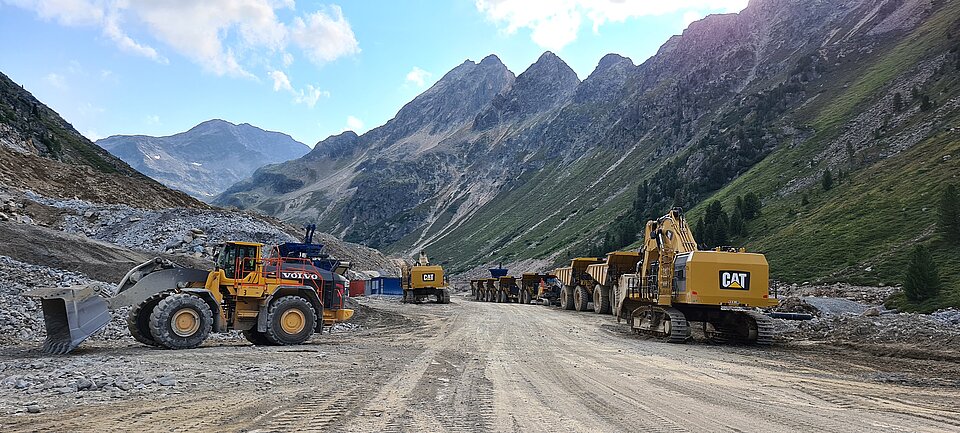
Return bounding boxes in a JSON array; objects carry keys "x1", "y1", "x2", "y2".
[
  {"x1": 422, "y1": 273, "x2": 435, "y2": 282},
  {"x1": 720, "y1": 271, "x2": 749, "y2": 290}
]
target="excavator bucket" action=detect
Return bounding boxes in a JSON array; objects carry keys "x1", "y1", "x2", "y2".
[{"x1": 23, "y1": 286, "x2": 111, "y2": 355}]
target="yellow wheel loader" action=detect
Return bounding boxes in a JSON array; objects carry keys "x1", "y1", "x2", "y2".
[
  {"x1": 614, "y1": 208, "x2": 778, "y2": 344},
  {"x1": 399, "y1": 251, "x2": 450, "y2": 304},
  {"x1": 25, "y1": 241, "x2": 343, "y2": 354}
]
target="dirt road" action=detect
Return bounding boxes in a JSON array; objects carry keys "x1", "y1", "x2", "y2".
[{"x1": 2, "y1": 296, "x2": 959, "y2": 432}]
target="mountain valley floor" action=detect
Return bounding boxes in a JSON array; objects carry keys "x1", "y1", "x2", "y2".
[{"x1": 1, "y1": 296, "x2": 958, "y2": 432}]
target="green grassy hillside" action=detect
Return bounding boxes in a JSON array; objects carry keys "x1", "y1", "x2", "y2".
[{"x1": 680, "y1": 2, "x2": 960, "y2": 311}]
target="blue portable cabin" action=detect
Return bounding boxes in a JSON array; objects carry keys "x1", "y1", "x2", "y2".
[{"x1": 368, "y1": 277, "x2": 403, "y2": 296}]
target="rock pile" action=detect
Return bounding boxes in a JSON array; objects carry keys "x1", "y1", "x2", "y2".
[
  {"x1": 932, "y1": 308, "x2": 960, "y2": 326},
  {"x1": 23, "y1": 191, "x2": 297, "y2": 259}
]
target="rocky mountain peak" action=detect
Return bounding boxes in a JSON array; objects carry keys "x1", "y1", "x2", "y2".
[
  {"x1": 379, "y1": 54, "x2": 515, "y2": 140},
  {"x1": 595, "y1": 53, "x2": 633, "y2": 74},
  {"x1": 473, "y1": 51, "x2": 579, "y2": 129},
  {"x1": 306, "y1": 130, "x2": 359, "y2": 160}
]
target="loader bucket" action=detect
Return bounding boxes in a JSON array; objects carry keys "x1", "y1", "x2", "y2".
[{"x1": 23, "y1": 286, "x2": 111, "y2": 355}]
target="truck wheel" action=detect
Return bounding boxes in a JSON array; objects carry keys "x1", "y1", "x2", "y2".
[
  {"x1": 265, "y1": 295, "x2": 317, "y2": 345},
  {"x1": 594, "y1": 285, "x2": 611, "y2": 314},
  {"x1": 573, "y1": 286, "x2": 590, "y2": 312},
  {"x1": 148, "y1": 293, "x2": 213, "y2": 350},
  {"x1": 127, "y1": 293, "x2": 165, "y2": 347},
  {"x1": 560, "y1": 286, "x2": 574, "y2": 310},
  {"x1": 242, "y1": 329, "x2": 272, "y2": 346}
]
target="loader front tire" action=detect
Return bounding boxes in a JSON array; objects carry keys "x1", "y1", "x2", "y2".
[
  {"x1": 127, "y1": 293, "x2": 165, "y2": 347},
  {"x1": 265, "y1": 296, "x2": 316, "y2": 346},
  {"x1": 574, "y1": 285, "x2": 590, "y2": 312},
  {"x1": 149, "y1": 293, "x2": 213, "y2": 350}
]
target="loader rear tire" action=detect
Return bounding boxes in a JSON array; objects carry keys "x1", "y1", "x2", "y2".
[
  {"x1": 573, "y1": 285, "x2": 590, "y2": 312},
  {"x1": 149, "y1": 293, "x2": 213, "y2": 350},
  {"x1": 560, "y1": 286, "x2": 574, "y2": 310},
  {"x1": 265, "y1": 295, "x2": 317, "y2": 346},
  {"x1": 127, "y1": 293, "x2": 165, "y2": 347},
  {"x1": 594, "y1": 285, "x2": 611, "y2": 314},
  {"x1": 242, "y1": 329, "x2": 273, "y2": 346}
]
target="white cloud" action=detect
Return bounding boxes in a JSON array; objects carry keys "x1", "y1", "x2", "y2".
[
  {"x1": 293, "y1": 84, "x2": 329, "y2": 108},
  {"x1": 145, "y1": 115, "x2": 161, "y2": 125},
  {"x1": 269, "y1": 70, "x2": 327, "y2": 107},
  {"x1": 344, "y1": 115, "x2": 364, "y2": 132},
  {"x1": 44, "y1": 73, "x2": 66, "y2": 89},
  {"x1": 405, "y1": 67, "x2": 432, "y2": 88},
  {"x1": 6, "y1": 1, "x2": 360, "y2": 77},
  {"x1": 475, "y1": 0, "x2": 749, "y2": 50},
  {"x1": 682, "y1": 11, "x2": 704, "y2": 28},
  {"x1": 102, "y1": 9, "x2": 167, "y2": 63},
  {"x1": 83, "y1": 129, "x2": 103, "y2": 141},
  {"x1": 269, "y1": 70, "x2": 293, "y2": 92},
  {"x1": 290, "y1": 6, "x2": 360, "y2": 65}
]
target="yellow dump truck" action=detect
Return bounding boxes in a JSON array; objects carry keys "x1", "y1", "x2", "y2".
[
  {"x1": 615, "y1": 208, "x2": 777, "y2": 344},
  {"x1": 554, "y1": 257, "x2": 604, "y2": 310},
  {"x1": 585, "y1": 251, "x2": 642, "y2": 314},
  {"x1": 518, "y1": 273, "x2": 552, "y2": 304}
]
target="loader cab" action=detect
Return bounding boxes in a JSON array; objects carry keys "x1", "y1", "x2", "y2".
[{"x1": 214, "y1": 242, "x2": 262, "y2": 280}]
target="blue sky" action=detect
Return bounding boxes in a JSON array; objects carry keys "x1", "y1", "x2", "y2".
[{"x1": 0, "y1": 0, "x2": 747, "y2": 146}]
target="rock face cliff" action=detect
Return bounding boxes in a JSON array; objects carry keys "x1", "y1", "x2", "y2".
[
  {"x1": 218, "y1": 0, "x2": 960, "y2": 291},
  {"x1": 98, "y1": 120, "x2": 309, "y2": 200},
  {"x1": 0, "y1": 71, "x2": 202, "y2": 209}
]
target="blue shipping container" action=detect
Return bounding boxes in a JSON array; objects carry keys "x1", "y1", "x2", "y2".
[{"x1": 368, "y1": 277, "x2": 403, "y2": 296}]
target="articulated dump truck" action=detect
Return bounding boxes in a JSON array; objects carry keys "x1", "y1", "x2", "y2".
[
  {"x1": 553, "y1": 257, "x2": 603, "y2": 311},
  {"x1": 470, "y1": 266, "x2": 518, "y2": 303},
  {"x1": 470, "y1": 267, "x2": 555, "y2": 304}
]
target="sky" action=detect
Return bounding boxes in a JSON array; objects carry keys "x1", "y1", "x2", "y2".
[{"x1": 0, "y1": 0, "x2": 748, "y2": 147}]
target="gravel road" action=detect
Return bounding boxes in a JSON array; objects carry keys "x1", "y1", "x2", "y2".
[{"x1": 2, "y1": 296, "x2": 959, "y2": 432}]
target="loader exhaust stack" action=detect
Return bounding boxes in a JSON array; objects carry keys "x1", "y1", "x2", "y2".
[{"x1": 24, "y1": 286, "x2": 111, "y2": 355}]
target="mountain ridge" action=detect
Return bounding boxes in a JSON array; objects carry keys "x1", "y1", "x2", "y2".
[{"x1": 98, "y1": 119, "x2": 309, "y2": 200}]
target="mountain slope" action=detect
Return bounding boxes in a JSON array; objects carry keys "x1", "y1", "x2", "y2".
[
  {"x1": 98, "y1": 120, "x2": 309, "y2": 200},
  {"x1": 218, "y1": 0, "x2": 958, "y2": 306},
  {"x1": 0, "y1": 71, "x2": 202, "y2": 209}
]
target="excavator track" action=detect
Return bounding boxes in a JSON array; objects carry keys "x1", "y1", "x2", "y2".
[
  {"x1": 714, "y1": 310, "x2": 775, "y2": 345},
  {"x1": 631, "y1": 306, "x2": 690, "y2": 343},
  {"x1": 744, "y1": 310, "x2": 775, "y2": 345}
]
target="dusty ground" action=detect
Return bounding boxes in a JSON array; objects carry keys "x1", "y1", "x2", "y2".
[{"x1": 1, "y1": 296, "x2": 959, "y2": 433}]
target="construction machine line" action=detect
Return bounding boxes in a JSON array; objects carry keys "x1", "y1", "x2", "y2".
[{"x1": 470, "y1": 208, "x2": 779, "y2": 345}]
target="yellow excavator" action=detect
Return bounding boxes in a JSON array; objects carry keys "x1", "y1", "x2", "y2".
[
  {"x1": 26, "y1": 241, "x2": 352, "y2": 354},
  {"x1": 614, "y1": 208, "x2": 777, "y2": 344},
  {"x1": 399, "y1": 251, "x2": 450, "y2": 304}
]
